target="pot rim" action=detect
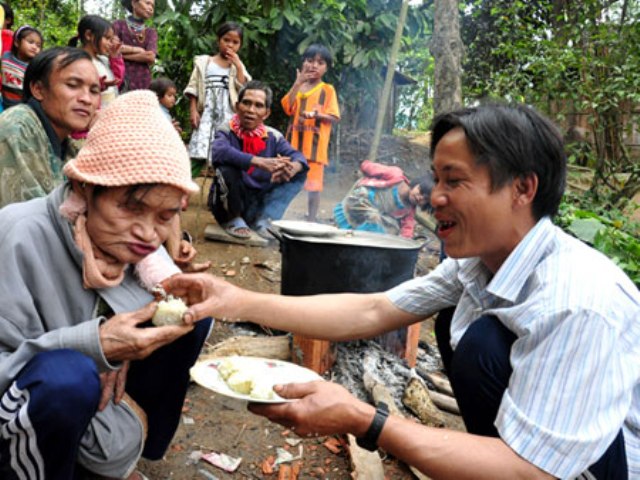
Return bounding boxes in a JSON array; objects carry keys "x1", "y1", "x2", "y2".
[{"x1": 279, "y1": 230, "x2": 423, "y2": 250}]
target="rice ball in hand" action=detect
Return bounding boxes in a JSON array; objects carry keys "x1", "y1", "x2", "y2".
[{"x1": 152, "y1": 295, "x2": 189, "y2": 326}]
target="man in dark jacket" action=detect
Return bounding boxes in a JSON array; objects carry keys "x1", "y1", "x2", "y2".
[{"x1": 209, "y1": 80, "x2": 308, "y2": 239}]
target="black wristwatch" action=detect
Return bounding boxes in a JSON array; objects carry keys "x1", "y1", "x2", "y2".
[{"x1": 356, "y1": 401, "x2": 389, "y2": 451}]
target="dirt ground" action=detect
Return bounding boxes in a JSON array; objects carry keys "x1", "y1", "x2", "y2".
[{"x1": 138, "y1": 136, "x2": 463, "y2": 479}]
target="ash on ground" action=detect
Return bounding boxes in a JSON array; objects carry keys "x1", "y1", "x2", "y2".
[{"x1": 329, "y1": 338, "x2": 443, "y2": 416}]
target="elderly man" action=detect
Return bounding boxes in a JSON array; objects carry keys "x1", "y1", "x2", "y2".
[
  {"x1": 165, "y1": 103, "x2": 639, "y2": 479},
  {"x1": 208, "y1": 80, "x2": 307, "y2": 240},
  {"x1": 0, "y1": 47, "x2": 100, "y2": 207}
]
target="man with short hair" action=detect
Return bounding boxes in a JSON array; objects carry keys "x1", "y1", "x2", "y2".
[
  {"x1": 0, "y1": 47, "x2": 100, "y2": 207},
  {"x1": 208, "y1": 80, "x2": 308, "y2": 240},
  {"x1": 165, "y1": 103, "x2": 639, "y2": 479}
]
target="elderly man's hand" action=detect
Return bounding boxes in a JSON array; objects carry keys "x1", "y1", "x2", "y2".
[
  {"x1": 99, "y1": 302, "x2": 195, "y2": 362},
  {"x1": 252, "y1": 156, "x2": 288, "y2": 173},
  {"x1": 271, "y1": 160, "x2": 302, "y2": 183},
  {"x1": 249, "y1": 380, "x2": 376, "y2": 438}
]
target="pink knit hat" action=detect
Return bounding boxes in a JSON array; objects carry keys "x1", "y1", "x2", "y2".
[{"x1": 64, "y1": 90, "x2": 199, "y2": 194}]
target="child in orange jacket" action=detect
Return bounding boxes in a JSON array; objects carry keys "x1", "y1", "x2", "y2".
[{"x1": 282, "y1": 44, "x2": 340, "y2": 222}]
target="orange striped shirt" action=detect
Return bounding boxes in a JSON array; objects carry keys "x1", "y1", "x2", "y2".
[{"x1": 281, "y1": 82, "x2": 340, "y2": 165}]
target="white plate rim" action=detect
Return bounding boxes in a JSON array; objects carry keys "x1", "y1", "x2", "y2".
[{"x1": 190, "y1": 356, "x2": 322, "y2": 403}]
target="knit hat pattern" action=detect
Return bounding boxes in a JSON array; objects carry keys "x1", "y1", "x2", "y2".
[{"x1": 64, "y1": 90, "x2": 199, "y2": 194}]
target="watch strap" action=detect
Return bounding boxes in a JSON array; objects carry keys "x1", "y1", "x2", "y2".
[{"x1": 355, "y1": 401, "x2": 389, "y2": 451}]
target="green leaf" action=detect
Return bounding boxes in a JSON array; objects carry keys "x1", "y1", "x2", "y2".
[{"x1": 567, "y1": 218, "x2": 605, "y2": 244}]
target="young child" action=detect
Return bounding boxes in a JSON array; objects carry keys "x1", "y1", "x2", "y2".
[
  {"x1": 184, "y1": 21, "x2": 250, "y2": 177},
  {"x1": 1, "y1": 25, "x2": 42, "y2": 109},
  {"x1": 334, "y1": 160, "x2": 434, "y2": 238},
  {"x1": 69, "y1": 15, "x2": 124, "y2": 110},
  {"x1": 150, "y1": 76, "x2": 182, "y2": 134},
  {"x1": 282, "y1": 43, "x2": 341, "y2": 223}
]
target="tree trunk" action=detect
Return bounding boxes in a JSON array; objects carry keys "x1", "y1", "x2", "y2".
[
  {"x1": 430, "y1": 0, "x2": 463, "y2": 116},
  {"x1": 367, "y1": 0, "x2": 409, "y2": 162}
]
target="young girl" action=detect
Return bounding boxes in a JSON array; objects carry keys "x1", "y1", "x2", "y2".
[
  {"x1": 69, "y1": 15, "x2": 123, "y2": 110},
  {"x1": 334, "y1": 160, "x2": 434, "y2": 239},
  {"x1": 184, "y1": 21, "x2": 251, "y2": 177},
  {"x1": 1, "y1": 25, "x2": 42, "y2": 109},
  {"x1": 150, "y1": 76, "x2": 182, "y2": 133},
  {"x1": 282, "y1": 44, "x2": 341, "y2": 222}
]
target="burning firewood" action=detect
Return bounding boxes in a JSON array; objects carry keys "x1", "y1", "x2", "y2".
[
  {"x1": 415, "y1": 368, "x2": 454, "y2": 397},
  {"x1": 402, "y1": 377, "x2": 446, "y2": 428}
]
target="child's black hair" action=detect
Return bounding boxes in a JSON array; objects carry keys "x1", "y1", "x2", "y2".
[
  {"x1": 149, "y1": 77, "x2": 176, "y2": 99},
  {"x1": 68, "y1": 15, "x2": 112, "y2": 53},
  {"x1": 1, "y1": 3, "x2": 14, "y2": 29},
  {"x1": 11, "y1": 25, "x2": 43, "y2": 57},
  {"x1": 410, "y1": 172, "x2": 434, "y2": 211},
  {"x1": 302, "y1": 43, "x2": 333, "y2": 69},
  {"x1": 216, "y1": 21, "x2": 243, "y2": 45}
]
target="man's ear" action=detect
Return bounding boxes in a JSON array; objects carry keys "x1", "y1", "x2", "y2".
[
  {"x1": 30, "y1": 80, "x2": 45, "y2": 101},
  {"x1": 513, "y1": 173, "x2": 538, "y2": 207},
  {"x1": 263, "y1": 108, "x2": 271, "y2": 121}
]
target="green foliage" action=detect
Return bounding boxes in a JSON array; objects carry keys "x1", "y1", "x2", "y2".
[
  {"x1": 556, "y1": 193, "x2": 640, "y2": 285},
  {"x1": 463, "y1": 0, "x2": 640, "y2": 202},
  {"x1": 12, "y1": 0, "x2": 79, "y2": 47}
]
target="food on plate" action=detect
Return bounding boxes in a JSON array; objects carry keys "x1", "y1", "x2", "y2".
[
  {"x1": 152, "y1": 295, "x2": 188, "y2": 326},
  {"x1": 226, "y1": 370, "x2": 254, "y2": 395},
  {"x1": 217, "y1": 356, "x2": 275, "y2": 400}
]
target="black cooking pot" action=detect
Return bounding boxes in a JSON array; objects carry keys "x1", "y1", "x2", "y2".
[
  {"x1": 271, "y1": 229, "x2": 422, "y2": 360},
  {"x1": 272, "y1": 229, "x2": 422, "y2": 296}
]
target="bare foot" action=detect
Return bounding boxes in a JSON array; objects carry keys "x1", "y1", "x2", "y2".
[{"x1": 182, "y1": 261, "x2": 212, "y2": 273}]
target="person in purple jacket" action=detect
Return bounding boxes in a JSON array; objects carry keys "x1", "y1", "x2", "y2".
[{"x1": 208, "y1": 80, "x2": 308, "y2": 240}]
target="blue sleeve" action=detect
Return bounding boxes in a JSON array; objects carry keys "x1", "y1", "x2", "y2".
[
  {"x1": 211, "y1": 130, "x2": 254, "y2": 170},
  {"x1": 276, "y1": 137, "x2": 308, "y2": 170}
]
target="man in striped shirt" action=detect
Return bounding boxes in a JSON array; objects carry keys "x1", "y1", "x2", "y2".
[{"x1": 164, "y1": 103, "x2": 639, "y2": 479}]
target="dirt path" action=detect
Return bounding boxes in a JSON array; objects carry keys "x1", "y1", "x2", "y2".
[{"x1": 138, "y1": 142, "x2": 459, "y2": 479}]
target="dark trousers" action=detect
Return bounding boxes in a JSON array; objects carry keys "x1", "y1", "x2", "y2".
[
  {"x1": 208, "y1": 165, "x2": 306, "y2": 227},
  {"x1": 435, "y1": 308, "x2": 628, "y2": 479},
  {"x1": 0, "y1": 318, "x2": 211, "y2": 479}
]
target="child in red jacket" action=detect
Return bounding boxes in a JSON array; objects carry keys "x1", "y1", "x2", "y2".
[{"x1": 334, "y1": 160, "x2": 433, "y2": 238}]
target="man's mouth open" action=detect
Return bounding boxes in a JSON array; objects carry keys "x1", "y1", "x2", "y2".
[{"x1": 438, "y1": 220, "x2": 456, "y2": 238}]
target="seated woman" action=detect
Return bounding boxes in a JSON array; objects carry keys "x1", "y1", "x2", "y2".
[
  {"x1": 0, "y1": 90, "x2": 211, "y2": 480},
  {"x1": 334, "y1": 159, "x2": 433, "y2": 238}
]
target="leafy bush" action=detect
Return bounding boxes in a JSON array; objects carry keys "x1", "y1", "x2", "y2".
[{"x1": 556, "y1": 194, "x2": 640, "y2": 286}]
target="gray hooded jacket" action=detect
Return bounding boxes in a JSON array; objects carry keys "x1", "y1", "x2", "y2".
[{"x1": 0, "y1": 184, "x2": 168, "y2": 477}]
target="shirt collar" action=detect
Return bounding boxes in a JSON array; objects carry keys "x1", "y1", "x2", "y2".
[
  {"x1": 486, "y1": 217, "x2": 556, "y2": 302},
  {"x1": 27, "y1": 98, "x2": 67, "y2": 160}
]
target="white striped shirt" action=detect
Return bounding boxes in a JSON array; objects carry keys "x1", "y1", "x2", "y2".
[{"x1": 387, "y1": 217, "x2": 640, "y2": 478}]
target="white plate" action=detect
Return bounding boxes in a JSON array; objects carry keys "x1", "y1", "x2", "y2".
[
  {"x1": 271, "y1": 220, "x2": 339, "y2": 237},
  {"x1": 190, "y1": 356, "x2": 322, "y2": 403}
]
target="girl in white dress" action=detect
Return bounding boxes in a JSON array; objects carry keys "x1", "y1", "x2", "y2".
[{"x1": 184, "y1": 22, "x2": 250, "y2": 177}]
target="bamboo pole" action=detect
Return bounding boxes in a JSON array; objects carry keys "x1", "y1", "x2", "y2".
[{"x1": 367, "y1": 0, "x2": 410, "y2": 162}]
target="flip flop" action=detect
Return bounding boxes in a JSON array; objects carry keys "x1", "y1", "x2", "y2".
[
  {"x1": 222, "y1": 218, "x2": 252, "y2": 239},
  {"x1": 225, "y1": 225, "x2": 252, "y2": 239}
]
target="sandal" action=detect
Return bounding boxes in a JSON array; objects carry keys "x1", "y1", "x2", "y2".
[{"x1": 222, "y1": 218, "x2": 252, "y2": 239}]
